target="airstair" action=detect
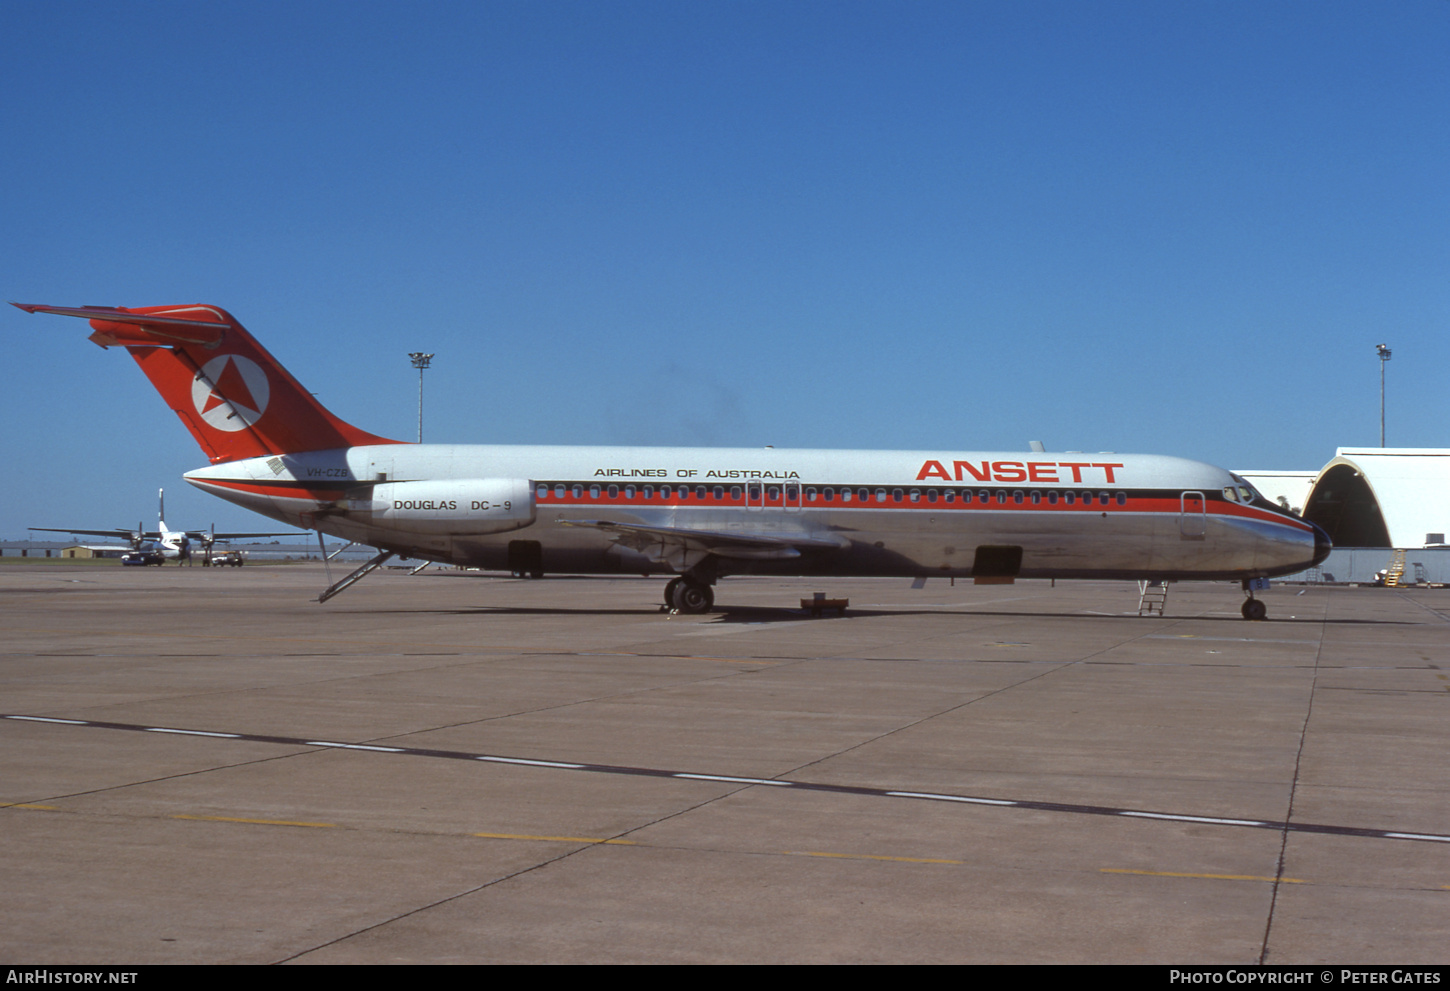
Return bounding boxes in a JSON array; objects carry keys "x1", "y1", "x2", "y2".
[
  {"x1": 1384, "y1": 549, "x2": 1407, "y2": 587},
  {"x1": 1137, "y1": 579, "x2": 1169, "y2": 616}
]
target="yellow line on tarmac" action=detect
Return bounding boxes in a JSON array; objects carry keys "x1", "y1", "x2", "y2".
[
  {"x1": 471, "y1": 831, "x2": 636, "y2": 845},
  {"x1": 4, "y1": 626, "x2": 765, "y2": 664},
  {"x1": 791, "y1": 850, "x2": 966, "y2": 865},
  {"x1": 1102, "y1": 868, "x2": 1306, "y2": 884},
  {"x1": 173, "y1": 814, "x2": 337, "y2": 828},
  {"x1": 3, "y1": 803, "x2": 61, "y2": 810},
  {"x1": 4, "y1": 625, "x2": 541, "y2": 652}
]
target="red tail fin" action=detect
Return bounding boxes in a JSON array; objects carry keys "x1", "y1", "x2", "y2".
[{"x1": 14, "y1": 303, "x2": 403, "y2": 462}]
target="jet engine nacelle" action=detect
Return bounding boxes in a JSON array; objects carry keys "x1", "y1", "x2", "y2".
[{"x1": 351, "y1": 479, "x2": 536, "y2": 535}]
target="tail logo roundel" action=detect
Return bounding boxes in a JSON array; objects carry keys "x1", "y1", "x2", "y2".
[{"x1": 191, "y1": 354, "x2": 270, "y2": 431}]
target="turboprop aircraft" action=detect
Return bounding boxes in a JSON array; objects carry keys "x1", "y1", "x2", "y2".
[
  {"x1": 32, "y1": 488, "x2": 302, "y2": 564},
  {"x1": 14, "y1": 302, "x2": 1330, "y2": 619}
]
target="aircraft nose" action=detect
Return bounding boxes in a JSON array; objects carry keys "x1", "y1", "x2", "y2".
[{"x1": 1311, "y1": 521, "x2": 1332, "y2": 567}]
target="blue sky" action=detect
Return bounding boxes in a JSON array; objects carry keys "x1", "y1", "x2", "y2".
[{"x1": 3, "y1": 1, "x2": 1447, "y2": 537}]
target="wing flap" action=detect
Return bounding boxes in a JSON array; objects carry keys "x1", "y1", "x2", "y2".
[{"x1": 560, "y1": 519, "x2": 848, "y2": 568}]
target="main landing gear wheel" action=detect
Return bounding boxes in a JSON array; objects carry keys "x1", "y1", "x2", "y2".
[
  {"x1": 1241, "y1": 598, "x2": 1267, "y2": 621},
  {"x1": 671, "y1": 580, "x2": 714, "y2": 614},
  {"x1": 663, "y1": 578, "x2": 683, "y2": 608}
]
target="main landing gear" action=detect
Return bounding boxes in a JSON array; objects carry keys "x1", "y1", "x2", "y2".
[
  {"x1": 1241, "y1": 577, "x2": 1269, "y2": 621},
  {"x1": 663, "y1": 577, "x2": 714, "y2": 614}
]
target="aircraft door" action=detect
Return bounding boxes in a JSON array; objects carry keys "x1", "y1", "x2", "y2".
[{"x1": 1180, "y1": 491, "x2": 1207, "y2": 538}]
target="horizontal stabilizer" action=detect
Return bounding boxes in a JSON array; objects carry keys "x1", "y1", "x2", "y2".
[{"x1": 10, "y1": 303, "x2": 229, "y2": 347}]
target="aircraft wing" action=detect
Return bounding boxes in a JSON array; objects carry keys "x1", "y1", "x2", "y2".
[
  {"x1": 559, "y1": 519, "x2": 848, "y2": 571},
  {"x1": 182, "y1": 530, "x2": 307, "y2": 540},
  {"x1": 30, "y1": 527, "x2": 154, "y2": 540}
]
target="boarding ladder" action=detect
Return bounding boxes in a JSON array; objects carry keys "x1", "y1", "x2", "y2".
[
  {"x1": 1384, "y1": 549, "x2": 1407, "y2": 587},
  {"x1": 1137, "y1": 579, "x2": 1169, "y2": 617}
]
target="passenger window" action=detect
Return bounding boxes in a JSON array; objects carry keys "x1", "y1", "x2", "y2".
[
  {"x1": 1048, "y1": 491, "x2": 1058, "y2": 505},
  {"x1": 643, "y1": 485, "x2": 654, "y2": 499},
  {"x1": 995, "y1": 490, "x2": 1007, "y2": 504},
  {"x1": 555, "y1": 484, "x2": 566, "y2": 498},
  {"x1": 909, "y1": 489, "x2": 921, "y2": 502},
  {"x1": 1030, "y1": 491, "x2": 1041, "y2": 504},
  {"x1": 978, "y1": 490, "x2": 990, "y2": 503},
  {"x1": 731, "y1": 486, "x2": 742, "y2": 500},
  {"x1": 786, "y1": 486, "x2": 799, "y2": 500},
  {"x1": 823, "y1": 488, "x2": 835, "y2": 502},
  {"x1": 893, "y1": 488, "x2": 904, "y2": 502},
  {"x1": 805, "y1": 487, "x2": 817, "y2": 501},
  {"x1": 767, "y1": 486, "x2": 780, "y2": 500},
  {"x1": 590, "y1": 485, "x2": 601, "y2": 499},
  {"x1": 749, "y1": 485, "x2": 761, "y2": 500},
  {"x1": 695, "y1": 486, "x2": 706, "y2": 498},
  {"x1": 1013, "y1": 490, "x2": 1024, "y2": 504},
  {"x1": 713, "y1": 485, "x2": 724, "y2": 500},
  {"x1": 573, "y1": 484, "x2": 584, "y2": 498},
  {"x1": 1116, "y1": 492, "x2": 1126, "y2": 506},
  {"x1": 943, "y1": 489, "x2": 954, "y2": 503},
  {"x1": 661, "y1": 485, "x2": 672, "y2": 499},
  {"x1": 537, "y1": 484, "x2": 548, "y2": 499},
  {"x1": 607, "y1": 485, "x2": 619, "y2": 498},
  {"x1": 1064, "y1": 491, "x2": 1075, "y2": 505}
]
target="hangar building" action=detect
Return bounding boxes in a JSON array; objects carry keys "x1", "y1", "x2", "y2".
[{"x1": 1238, "y1": 448, "x2": 1450, "y2": 584}]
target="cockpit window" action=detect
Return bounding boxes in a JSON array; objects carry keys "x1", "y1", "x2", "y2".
[
  {"x1": 1229, "y1": 474, "x2": 1266, "y2": 505},
  {"x1": 1223, "y1": 486, "x2": 1239, "y2": 503}
]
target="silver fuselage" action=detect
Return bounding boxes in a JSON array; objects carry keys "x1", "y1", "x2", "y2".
[{"x1": 185, "y1": 444, "x2": 1328, "y2": 582}]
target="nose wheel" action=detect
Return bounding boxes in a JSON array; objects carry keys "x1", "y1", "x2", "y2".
[{"x1": 1240, "y1": 577, "x2": 1270, "y2": 621}]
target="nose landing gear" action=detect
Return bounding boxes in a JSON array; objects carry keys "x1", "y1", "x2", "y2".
[{"x1": 1241, "y1": 577, "x2": 1269, "y2": 621}]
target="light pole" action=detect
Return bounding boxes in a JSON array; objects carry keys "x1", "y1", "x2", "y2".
[
  {"x1": 1376, "y1": 343, "x2": 1391, "y2": 448},
  {"x1": 409, "y1": 352, "x2": 434, "y2": 443}
]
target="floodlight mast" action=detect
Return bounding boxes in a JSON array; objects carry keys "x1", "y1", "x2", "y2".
[
  {"x1": 409, "y1": 352, "x2": 434, "y2": 443},
  {"x1": 1376, "y1": 343, "x2": 1391, "y2": 448}
]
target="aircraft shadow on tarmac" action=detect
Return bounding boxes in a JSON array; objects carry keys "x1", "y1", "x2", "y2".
[{"x1": 351, "y1": 602, "x2": 1417, "y2": 626}]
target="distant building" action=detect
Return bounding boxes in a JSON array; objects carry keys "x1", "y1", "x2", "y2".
[{"x1": 62, "y1": 545, "x2": 126, "y2": 558}]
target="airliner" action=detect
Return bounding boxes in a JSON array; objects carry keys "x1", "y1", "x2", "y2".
[
  {"x1": 14, "y1": 303, "x2": 1330, "y2": 619},
  {"x1": 32, "y1": 488, "x2": 299, "y2": 564}
]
